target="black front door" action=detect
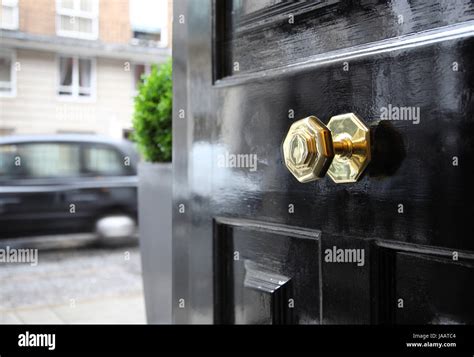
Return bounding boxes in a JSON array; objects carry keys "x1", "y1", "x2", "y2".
[{"x1": 173, "y1": 0, "x2": 474, "y2": 324}]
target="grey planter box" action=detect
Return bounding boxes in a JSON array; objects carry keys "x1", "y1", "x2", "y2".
[{"x1": 138, "y1": 162, "x2": 172, "y2": 324}]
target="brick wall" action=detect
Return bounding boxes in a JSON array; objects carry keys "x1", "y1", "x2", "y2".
[
  {"x1": 18, "y1": 0, "x2": 132, "y2": 44},
  {"x1": 19, "y1": 0, "x2": 56, "y2": 36},
  {"x1": 99, "y1": 0, "x2": 131, "y2": 44}
]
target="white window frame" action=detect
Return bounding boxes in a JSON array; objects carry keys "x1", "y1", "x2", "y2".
[
  {"x1": 56, "y1": 54, "x2": 96, "y2": 102},
  {"x1": 55, "y1": 0, "x2": 99, "y2": 40},
  {"x1": 0, "y1": 49, "x2": 17, "y2": 98},
  {"x1": 1, "y1": 0, "x2": 19, "y2": 30}
]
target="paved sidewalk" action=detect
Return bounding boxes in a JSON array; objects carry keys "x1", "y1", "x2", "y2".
[
  {"x1": 0, "y1": 244, "x2": 146, "y2": 324},
  {"x1": 0, "y1": 293, "x2": 145, "y2": 324}
]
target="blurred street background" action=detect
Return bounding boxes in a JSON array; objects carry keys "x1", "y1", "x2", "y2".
[
  {"x1": 0, "y1": 239, "x2": 145, "y2": 324},
  {"x1": 1, "y1": 0, "x2": 172, "y2": 324}
]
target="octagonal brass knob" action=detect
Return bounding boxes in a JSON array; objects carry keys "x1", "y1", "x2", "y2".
[{"x1": 282, "y1": 113, "x2": 371, "y2": 183}]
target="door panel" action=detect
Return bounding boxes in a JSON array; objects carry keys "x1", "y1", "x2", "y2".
[
  {"x1": 395, "y1": 252, "x2": 474, "y2": 324},
  {"x1": 215, "y1": 0, "x2": 474, "y2": 78},
  {"x1": 173, "y1": 0, "x2": 474, "y2": 324},
  {"x1": 214, "y1": 218, "x2": 321, "y2": 324}
]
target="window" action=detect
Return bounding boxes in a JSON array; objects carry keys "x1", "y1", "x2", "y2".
[
  {"x1": 83, "y1": 145, "x2": 128, "y2": 176},
  {"x1": 1, "y1": 0, "x2": 19, "y2": 30},
  {"x1": 133, "y1": 63, "x2": 151, "y2": 92},
  {"x1": 122, "y1": 128, "x2": 133, "y2": 140},
  {"x1": 0, "y1": 143, "x2": 81, "y2": 179},
  {"x1": 130, "y1": 0, "x2": 169, "y2": 47},
  {"x1": 0, "y1": 128, "x2": 14, "y2": 136},
  {"x1": 0, "y1": 49, "x2": 16, "y2": 97},
  {"x1": 132, "y1": 30, "x2": 161, "y2": 45},
  {"x1": 56, "y1": 0, "x2": 99, "y2": 40},
  {"x1": 58, "y1": 56, "x2": 95, "y2": 99}
]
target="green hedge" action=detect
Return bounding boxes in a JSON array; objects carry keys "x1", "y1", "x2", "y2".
[{"x1": 132, "y1": 59, "x2": 172, "y2": 162}]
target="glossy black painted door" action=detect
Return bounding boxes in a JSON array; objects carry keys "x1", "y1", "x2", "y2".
[{"x1": 173, "y1": 0, "x2": 474, "y2": 324}]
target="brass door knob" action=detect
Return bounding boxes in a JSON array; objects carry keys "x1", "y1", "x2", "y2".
[{"x1": 282, "y1": 113, "x2": 371, "y2": 183}]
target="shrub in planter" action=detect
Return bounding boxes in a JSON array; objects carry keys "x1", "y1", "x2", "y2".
[
  {"x1": 132, "y1": 59, "x2": 172, "y2": 162},
  {"x1": 133, "y1": 59, "x2": 173, "y2": 323}
]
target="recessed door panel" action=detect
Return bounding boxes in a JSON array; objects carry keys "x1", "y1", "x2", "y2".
[
  {"x1": 214, "y1": 218, "x2": 321, "y2": 324},
  {"x1": 395, "y1": 252, "x2": 474, "y2": 324}
]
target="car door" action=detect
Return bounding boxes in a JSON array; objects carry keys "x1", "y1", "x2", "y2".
[
  {"x1": 172, "y1": 0, "x2": 474, "y2": 324},
  {"x1": 74, "y1": 142, "x2": 138, "y2": 224}
]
